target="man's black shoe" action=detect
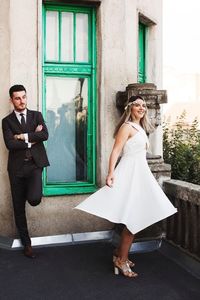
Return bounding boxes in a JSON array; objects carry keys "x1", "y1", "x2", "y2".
[{"x1": 23, "y1": 245, "x2": 36, "y2": 259}]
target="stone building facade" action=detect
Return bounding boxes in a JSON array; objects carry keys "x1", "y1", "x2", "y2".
[{"x1": 0, "y1": 0, "x2": 164, "y2": 242}]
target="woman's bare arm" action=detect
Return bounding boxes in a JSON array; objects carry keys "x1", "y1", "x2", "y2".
[{"x1": 106, "y1": 124, "x2": 136, "y2": 187}]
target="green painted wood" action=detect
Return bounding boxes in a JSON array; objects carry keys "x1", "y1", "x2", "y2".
[
  {"x1": 43, "y1": 64, "x2": 92, "y2": 74},
  {"x1": 138, "y1": 22, "x2": 146, "y2": 83},
  {"x1": 43, "y1": 3, "x2": 97, "y2": 196},
  {"x1": 91, "y1": 8, "x2": 97, "y2": 182},
  {"x1": 44, "y1": 185, "x2": 97, "y2": 196}
]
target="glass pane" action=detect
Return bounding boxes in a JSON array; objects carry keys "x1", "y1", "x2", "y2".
[
  {"x1": 46, "y1": 11, "x2": 59, "y2": 61},
  {"x1": 46, "y1": 77, "x2": 88, "y2": 183},
  {"x1": 61, "y1": 12, "x2": 73, "y2": 62},
  {"x1": 76, "y1": 13, "x2": 88, "y2": 62}
]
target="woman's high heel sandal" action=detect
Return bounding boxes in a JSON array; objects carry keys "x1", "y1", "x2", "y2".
[
  {"x1": 114, "y1": 258, "x2": 138, "y2": 278},
  {"x1": 113, "y1": 251, "x2": 135, "y2": 268}
]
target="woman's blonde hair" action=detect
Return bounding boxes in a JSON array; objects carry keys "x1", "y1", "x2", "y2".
[{"x1": 114, "y1": 96, "x2": 154, "y2": 137}]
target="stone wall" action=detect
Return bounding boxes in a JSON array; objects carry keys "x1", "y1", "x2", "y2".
[
  {"x1": 164, "y1": 179, "x2": 200, "y2": 260},
  {"x1": 0, "y1": 0, "x2": 163, "y2": 239}
]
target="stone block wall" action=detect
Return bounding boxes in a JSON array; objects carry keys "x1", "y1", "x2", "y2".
[{"x1": 164, "y1": 179, "x2": 200, "y2": 260}]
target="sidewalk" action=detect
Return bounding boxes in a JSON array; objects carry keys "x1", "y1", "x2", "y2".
[{"x1": 0, "y1": 242, "x2": 199, "y2": 300}]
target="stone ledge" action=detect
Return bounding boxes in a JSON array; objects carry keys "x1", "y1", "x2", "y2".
[
  {"x1": 164, "y1": 179, "x2": 200, "y2": 205},
  {"x1": 44, "y1": 0, "x2": 102, "y2": 5},
  {"x1": 0, "y1": 231, "x2": 113, "y2": 250},
  {"x1": 0, "y1": 231, "x2": 162, "y2": 253}
]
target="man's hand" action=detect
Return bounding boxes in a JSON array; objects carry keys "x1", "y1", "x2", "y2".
[
  {"x1": 14, "y1": 134, "x2": 25, "y2": 141},
  {"x1": 13, "y1": 125, "x2": 43, "y2": 142},
  {"x1": 35, "y1": 125, "x2": 43, "y2": 132}
]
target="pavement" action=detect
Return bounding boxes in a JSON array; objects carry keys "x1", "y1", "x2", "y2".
[{"x1": 0, "y1": 242, "x2": 199, "y2": 300}]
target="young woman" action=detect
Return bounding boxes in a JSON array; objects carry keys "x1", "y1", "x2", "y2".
[{"x1": 75, "y1": 96, "x2": 177, "y2": 278}]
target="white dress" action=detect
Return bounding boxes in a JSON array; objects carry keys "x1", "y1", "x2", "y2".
[{"x1": 75, "y1": 122, "x2": 177, "y2": 234}]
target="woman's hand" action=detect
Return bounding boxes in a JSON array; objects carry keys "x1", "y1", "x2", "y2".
[{"x1": 106, "y1": 173, "x2": 114, "y2": 187}]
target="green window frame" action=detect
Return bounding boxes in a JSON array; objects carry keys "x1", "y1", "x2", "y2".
[
  {"x1": 42, "y1": 4, "x2": 97, "y2": 196},
  {"x1": 138, "y1": 22, "x2": 146, "y2": 83}
]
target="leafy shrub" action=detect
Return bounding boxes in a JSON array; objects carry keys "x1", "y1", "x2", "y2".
[{"x1": 163, "y1": 111, "x2": 200, "y2": 184}]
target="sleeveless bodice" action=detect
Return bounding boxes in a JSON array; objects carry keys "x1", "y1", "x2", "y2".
[{"x1": 122, "y1": 122, "x2": 149, "y2": 158}]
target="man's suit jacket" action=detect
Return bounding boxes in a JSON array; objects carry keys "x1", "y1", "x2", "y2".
[{"x1": 2, "y1": 109, "x2": 50, "y2": 174}]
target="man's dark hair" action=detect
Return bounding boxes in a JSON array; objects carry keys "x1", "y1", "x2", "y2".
[{"x1": 9, "y1": 85, "x2": 26, "y2": 98}]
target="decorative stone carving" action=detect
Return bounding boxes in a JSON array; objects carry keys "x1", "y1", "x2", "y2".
[
  {"x1": 116, "y1": 83, "x2": 170, "y2": 180},
  {"x1": 116, "y1": 83, "x2": 167, "y2": 127}
]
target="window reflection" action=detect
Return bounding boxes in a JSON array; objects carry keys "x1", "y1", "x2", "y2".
[{"x1": 46, "y1": 77, "x2": 88, "y2": 182}]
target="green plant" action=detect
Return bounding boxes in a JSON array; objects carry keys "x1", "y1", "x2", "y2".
[{"x1": 163, "y1": 112, "x2": 200, "y2": 184}]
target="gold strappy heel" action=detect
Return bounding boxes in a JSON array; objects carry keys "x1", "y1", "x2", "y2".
[
  {"x1": 113, "y1": 258, "x2": 138, "y2": 278},
  {"x1": 113, "y1": 255, "x2": 135, "y2": 268}
]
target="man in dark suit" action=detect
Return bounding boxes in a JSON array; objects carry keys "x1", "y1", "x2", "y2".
[{"x1": 2, "y1": 84, "x2": 50, "y2": 258}]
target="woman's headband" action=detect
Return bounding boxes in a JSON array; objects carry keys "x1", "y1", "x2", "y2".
[{"x1": 124, "y1": 96, "x2": 144, "y2": 110}]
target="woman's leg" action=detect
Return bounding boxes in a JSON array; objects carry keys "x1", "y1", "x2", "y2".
[
  {"x1": 117, "y1": 226, "x2": 134, "y2": 261},
  {"x1": 113, "y1": 227, "x2": 138, "y2": 277}
]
